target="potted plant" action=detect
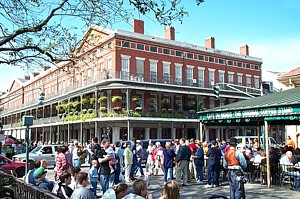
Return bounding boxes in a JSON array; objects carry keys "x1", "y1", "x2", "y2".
[
  {"x1": 98, "y1": 96, "x2": 107, "y2": 103},
  {"x1": 175, "y1": 100, "x2": 182, "y2": 106},
  {"x1": 189, "y1": 109, "x2": 196, "y2": 114},
  {"x1": 131, "y1": 96, "x2": 139, "y2": 102},
  {"x1": 113, "y1": 106, "x2": 121, "y2": 112},
  {"x1": 149, "y1": 98, "x2": 156, "y2": 103},
  {"x1": 161, "y1": 108, "x2": 167, "y2": 113},
  {"x1": 167, "y1": 108, "x2": 173, "y2": 113},
  {"x1": 188, "y1": 100, "x2": 196, "y2": 107},
  {"x1": 99, "y1": 106, "x2": 107, "y2": 112},
  {"x1": 88, "y1": 109, "x2": 94, "y2": 113},
  {"x1": 89, "y1": 97, "x2": 96, "y2": 105},
  {"x1": 135, "y1": 107, "x2": 142, "y2": 112},
  {"x1": 112, "y1": 96, "x2": 122, "y2": 102},
  {"x1": 81, "y1": 109, "x2": 87, "y2": 114},
  {"x1": 58, "y1": 114, "x2": 63, "y2": 118}
]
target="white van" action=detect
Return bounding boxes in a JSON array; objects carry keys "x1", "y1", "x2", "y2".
[{"x1": 234, "y1": 136, "x2": 280, "y2": 150}]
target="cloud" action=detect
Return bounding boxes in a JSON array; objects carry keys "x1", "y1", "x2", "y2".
[{"x1": 251, "y1": 38, "x2": 300, "y2": 72}]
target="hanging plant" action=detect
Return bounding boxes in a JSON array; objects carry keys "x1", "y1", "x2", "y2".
[
  {"x1": 135, "y1": 107, "x2": 142, "y2": 112},
  {"x1": 88, "y1": 109, "x2": 94, "y2": 113},
  {"x1": 18, "y1": 119, "x2": 23, "y2": 127},
  {"x1": 98, "y1": 96, "x2": 107, "y2": 103},
  {"x1": 99, "y1": 106, "x2": 107, "y2": 112},
  {"x1": 167, "y1": 108, "x2": 173, "y2": 113},
  {"x1": 175, "y1": 100, "x2": 182, "y2": 106},
  {"x1": 58, "y1": 114, "x2": 63, "y2": 118},
  {"x1": 161, "y1": 98, "x2": 170, "y2": 104},
  {"x1": 188, "y1": 100, "x2": 196, "y2": 107},
  {"x1": 161, "y1": 108, "x2": 167, "y2": 113},
  {"x1": 113, "y1": 106, "x2": 121, "y2": 112},
  {"x1": 74, "y1": 111, "x2": 79, "y2": 116},
  {"x1": 69, "y1": 112, "x2": 74, "y2": 116},
  {"x1": 81, "y1": 109, "x2": 87, "y2": 114},
  {"x1": 189, "y1": 109, "x2": 196, "y2": 114},
  {"x1": 148, "y1": 98, "x2": 156, "y2": 103},
  {"x1": 80, "y1": 98, "x2": 87, "y2": 105},
  {"x1": 131, "y1": 96, "x2": 139, "y2": 102},
  {"x1": 89, "y1": 97, "x2": 96, "y2": 105},
  {"x1": 112, "y1": 96, "x2": 122, "y2": 102}
]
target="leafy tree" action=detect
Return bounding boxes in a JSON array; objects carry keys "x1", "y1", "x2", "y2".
[{"x1": 0, "y1": 0, "x2": 204, "y2": 70}]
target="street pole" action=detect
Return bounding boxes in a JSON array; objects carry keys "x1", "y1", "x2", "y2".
[{"x1": 25, "y1": 125, "x2": 30, "y2": 175}]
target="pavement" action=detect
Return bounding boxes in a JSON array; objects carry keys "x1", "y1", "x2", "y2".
[{"x1": 45, "y1": 165, "x2": 299, "y2": 199}]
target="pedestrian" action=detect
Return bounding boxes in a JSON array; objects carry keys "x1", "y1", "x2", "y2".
[
  {"x1": 159, "y1": 181, "x2": 180, "y2": 199},
  {"x1": 124, "y1": 141, "x2": 133, "y2": 183},
  {"x1": 72, "y1": 141, "x2": 81, "y2": 168},
  {"x1": 56, "y1": 145, "x2": 68, "y2": 180},
  {"x1": 68, "y1": 166, "x2": 81, "y2": 191},
  {"x1": 153, "y1": 142, "x2": 164, "y2": 175},
  {"x1": 286, "y1": 136, "x2": 295, "y2": 149},
  {"x1": 5, "y1": 145, "x2": 12, "y2": 159},
  {"x1": 146, "y1": 140, "x2": 155, "y2": 175},
  {"x1": 89, "y1": 160, "x2": 99, "y2": 196},
  {"x1": 129, "y1": 138, "x2": 138, "y2": 180},
  {"x1": 224, "y1": 138, "x2": 247, "y2": 199},
  {"x1": 175, "y1": 138, "x2": 191, "y2": 186},
  {"x1": 205, "y1": 140, "x2": 222, "y2": 188},
  {"x1": 192, "y1": 140, "x2": 204, "y2": 184},
  {"x1": 70, "y1": 172, "x2": 96, "y2": 199},
  {"x1": 188, "y1": 138, "x2": 198, "y2": 181},
  {"x1": 25, "y1": 160, "x2": 41, "y2": 184},
  {"x1": 163, "y1": 142, "x2": 176, "y2": 184},
  {"x1": 57, "y1": 172, "x2": 73, "y2": 199},
  {"x1": 135, "y1": 140, "x2": 145, "y2": 177},
  {"x1": 123, "y1": 179, "x2": 153, "y2": 199}
]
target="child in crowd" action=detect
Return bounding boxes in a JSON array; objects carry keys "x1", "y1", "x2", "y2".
[
  {"x1": 89, "y1": 160, "x2": 99, "y2": 196},
  {"x1": 67, "y1": 166, "x2": 81, "y2": 190},
  {"x1": 105, "y1": 147, "x2": 116, "y2": 173}
]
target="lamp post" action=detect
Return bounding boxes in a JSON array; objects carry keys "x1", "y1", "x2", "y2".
[
  {"x1": 0, "y1": 121, "x2": 3, "y2": 153},
  {"x1": 22, "y1": 116, "x2": 33, "y2": 175}
]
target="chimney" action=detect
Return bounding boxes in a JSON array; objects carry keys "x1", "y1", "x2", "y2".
[
  {"x1": 132, "y1": 19, "x2": 144, "y2": 34},
  {"x1": 25, "y1": 75, "x2": 30, "y2": 80},
  {"x1": 33, "y1": 72, "x2": 40, "y2": 77},
  {"x1": 164, "y1": 27, "x2": 175, "y2": 40},
  {"x1": 205, "y1": 37, "x2": 215, "y2": 49},
  {"x1": 43, "y1": 66, "x2": 51, "y2": 71},
  {"x1": 240, "y1": 44, "x2": 249, "y2": 56}
]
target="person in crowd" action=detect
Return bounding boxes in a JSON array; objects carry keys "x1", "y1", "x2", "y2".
[
  {"x1": 5, "y1": 145, "x2": 12, "y2": 159},
  {"x1": 220, "y1": 140, "x2": 227, "y2": 154},
  {"x1": 216, "y1": 138, "x2": 221, "y2": 147},
  {"x1": 68, "y1": 166, "x2": 81, "y2": 190},
  {"x1": 193, "y1": 140, "x2": 204, "y2": 184},
  {"x1": 205, "y1": 140, "x2": 222, "y2": 188},
  {"x1": 113, "y1": 183, "x2": 129, "y2": 199},
  {"x1": 57, "y1": 172, "x2": 73, "y2": 199},
  {"x1": 72, "y1": 141, "x2": 81, "y2": 168},
  {"x1": 163, "y1": 142, "x2": 176, "y2": 184},
  {"x1": 253, "y1": 138, "x2": 259, "y2": 152},
  {"x1": 280, "y1": 150, "x2": 300, "y2": 191},
  {"x1": 188, "y1": 138, "x2": 198, "y2": 181},
  {"x1": 25, "y1": 160, "x2": 41, "y2": 184},
  {"x1": 89, "y1": 160, "x2": 99, "y2": 196},
  {"x1": 224, "y1": 138, "x2": 247, "y2": 199},
  {"x1": 159, "y1": 181, "x2": 180, "y2": 199},
  {"x1": 176, "y1": 138, "x2": 191, "y2": 186},
  {"x1": 130, "y1": 138, "x2": 138, "y2": 181},
  {"x1": 70, "y1": 172, "x2": 96, "y2": 199},
  {"x1": 78, "y1": 143, "x2": 87, "y2": 166},
  {"x1": 202, "y1": 141, "x2": 209, "y2": 155},
  {"x1": 123, "y1": 179, "x2": 153, "y2": 199},
  {"x1": 34, "y1": 167, "x2": 54, "y2": 192},
  {"x1": 146, "y1": 140, "x2": 156, "y2": 175},
  {"x1": 113, "y1": 143, "x2": 122, "y2": 184},
  {"x1": 135, "y1": 140, "x2": 145, "y2": 177},
  {"x1": 286, "y1": 136, "x2": 295, "y2": 149},
  {"x1": 124, "y1": 141, "x2": 133, "y2": 183},
  {"x1": 106, "y1": 146, "x2": 117, "y2": 173},
  {"x1": 98, "y1": 139, "x2": 116, "y2": 194},
  {"x1": 88, "y1": 137, "x2": 101, "y2": 168},
  {"x1": 34, "y1": 159, "x2": 48, "y2": 178},
  {"x1": 225, "y1": 139, "x2": 231, "y2": 153},
  {"x1": 56, "y1": 145, "x2": 68, "y2": 180},
  {"x1": 115, "y1": 141, "x2": 125, "y2": 171},
  {"x1": 153, "y1": 141, "x2": 164, "y2": 175},
  {"x1": 65, "y1": 145, "x2": 73, "y2": 168}
]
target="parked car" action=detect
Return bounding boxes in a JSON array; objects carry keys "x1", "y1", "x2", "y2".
[
  {"x1": 0, "y1": 154, "x2": 26, "y2": 177},
  {"x1": 13, "y1": 144, "x2": 62, "y2": 168}
]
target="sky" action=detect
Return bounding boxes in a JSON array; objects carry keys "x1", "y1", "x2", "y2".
[{"x1": 1, "y1": 0, "x2": 300, "y2": 92}]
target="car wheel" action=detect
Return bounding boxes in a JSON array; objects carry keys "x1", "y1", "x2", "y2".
[{"x1": 16, "y1": 167, "x2": 25, "y2": 177}]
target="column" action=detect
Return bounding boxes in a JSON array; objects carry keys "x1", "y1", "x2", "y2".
[
  {"x1": 158, "y1": 122, "x2": 162, "y2": 139},
  {"x1": 200, "y1": 121, "x2": 203, "y2": 142},
  {"x1": 264, "y1": 120, "x2": 271, "y2": 188},
  {"x1": 57, "y1": 126, "x2": 60, "y2": 143},
  {"x1": 67, "y1": 123, "x2": 70, "y2": 142},
  {"x1": 145, "y1": 128, "x2": 150, "y2": 139},
  {"x1": 50, "y1": 126, "x2": 52, "y2": 143},
  {"x1": 216, "y1": 128, "x2": 221, "y2": 140},
  {"x1": 80, "y1": 123, "x2": 83, "y2": 144},
  {"x1": 112, "y1": 127, "x2": 120, "y2": 144},
  {"x1": 171, "y1": 126, "x2": 176, "y2": 140}
]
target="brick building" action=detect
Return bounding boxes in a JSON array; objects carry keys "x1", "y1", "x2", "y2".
[{"x1": 0, "y1": 19, "x2": 262, "y2": 144}]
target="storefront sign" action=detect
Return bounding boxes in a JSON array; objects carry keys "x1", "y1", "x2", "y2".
[{"x1": 200, "y1": 106, "x2": 300, "y2": 120}]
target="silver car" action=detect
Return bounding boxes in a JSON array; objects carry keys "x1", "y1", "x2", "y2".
[{"x1": 13, "y1": 145, "x2": 62, "y2": 168}]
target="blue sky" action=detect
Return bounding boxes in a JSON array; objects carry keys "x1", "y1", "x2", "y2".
[{"x1": 1, "y1": 0, "x2": 300, "y2": 92}]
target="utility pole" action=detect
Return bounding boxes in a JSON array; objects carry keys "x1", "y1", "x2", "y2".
[{"x1": 22, "y1": 115, "x2": 34, "y2": 175}]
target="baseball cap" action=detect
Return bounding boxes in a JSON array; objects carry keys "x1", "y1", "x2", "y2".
[{"x1": 34, "y1": 167, "x2": 47, "y2": 178}]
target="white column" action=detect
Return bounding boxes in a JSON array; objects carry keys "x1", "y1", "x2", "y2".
[
  {"x1": 264, "y1": 120, "x2": 271, "y2": 188},
  {"x1": 112, "y1": 127, "x2": 120, "y2": 144},
  {"x1": 171, "y1": 127, "x2": 176, "y2": 140},
  {"x1": 200, "y1": 122, "x2": 203, "y2": 142},
  {"x1": 216, "y1": 128, "x2": 221, "y2": 140},
  {"x1": 145, "y1": 128, "x2": 150, "y2": 139}
]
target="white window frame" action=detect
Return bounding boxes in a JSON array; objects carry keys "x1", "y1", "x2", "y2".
[
  {"x1": 208, "y1": 68, "x2": 215, "y2": 87},
  {"x1": 150, "y1": 59, "x2": 158, "y2": 83},
  {"x1": 237, "y1": 73, "x2": 243, "y2": 86},
  {"x1": 175, "y1": 63, "x2": 182, "y2": 85},
  {"x1": 246, "y1": 75, "x2": 252, "y2": 87},
  {"x1": 228, "y1": 72, "x2": 234, "y2": 84},
  {"x1": 254, "y1": 76, "x2": 260, "y2": 88},
  {"x1": 198, "y1": 67, "x2": 205, "y2": 87},
  {"x1": 163, "y1": 61, "x2": 171, "y2": 83},
  {"x1": 121, "y1": 55, "x2": 131, "y2": 80}
]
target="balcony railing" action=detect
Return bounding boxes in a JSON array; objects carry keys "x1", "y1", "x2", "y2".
[{"x1": 0, "y1": 71, "x2": 261, "y2": 114}]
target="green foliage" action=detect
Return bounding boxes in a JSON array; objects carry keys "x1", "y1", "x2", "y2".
[
  {"x1": 89, "y1": 97, "x2": 95, "y2": 105},
  {"x1": 98, "y1": 96, "x2": 107, "y2": 103},
  {"x1": 99, "y1": 112, "x2": 107, "y2": 117},
  {"x1": 113, "y1": 106, "x2": 121, "y2": 112},
  {"x1": 188, "y1": 100, "x2": 196, "y2": 107},
  {"x1": 108, "y1": 111, "x2": 117, "y2": 117},
  {"x1": 131, "y1": 96, "x2": 139, "y2": 101},
  {"x1": 18, "y1": 119, "x2": 22, "y2": 127},
  {"x1": 111, "y1": 96, "x2": 122, "y2": 102},
  {"x1": 88, "y1": 109, "x2": 94, "y2": 113},
  {"x1": 56, "y1": 104, "x2": 67, "y2": 113},
  {"x1": 175, "y1": 113, "x2": 184, "y2": 118},
  {"x1": 161, "y1": 108, "x2": 167, "y2": 113},
  {"x1": 99, "y1": 106, "x2": 107, "y2": 112},
  {"x1": 81, "y1": 109, "x2": 87, "y2": 114},
  {"x1": 0, "y1": 170, "x2": 16, "y2": 197},
  {"x1": 148, "y1": 98, "x2": 156, "y2": 103},
  {"x1": 135, "y1": 107, "x2": 142, "y2": 111},
  {"x1": 132, "y1": 112, "x2": 142, "y2": 117}
]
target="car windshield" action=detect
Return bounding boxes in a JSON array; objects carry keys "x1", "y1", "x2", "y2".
[{"x1": 30, "y1": 146, "x2": 42, "y2": 153}]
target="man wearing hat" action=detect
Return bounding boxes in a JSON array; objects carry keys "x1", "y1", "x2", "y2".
[
  {"x1": 223, "y1": 138, "x2": 247, "y2": 199},
  {"x1": 34, "y1": 167, "x2": 54, "y2": 191}
]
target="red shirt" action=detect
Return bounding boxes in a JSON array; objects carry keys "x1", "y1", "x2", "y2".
[{"x1": 189, "y1": 143, "x2": 198, "y2": 155}]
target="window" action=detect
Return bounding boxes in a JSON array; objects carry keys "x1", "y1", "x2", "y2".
[
  {"x1": 187, "y1": 53, "x2": 194, "y2": 59},
  {"x1": 121, "y1": 55, "x2": 130, "y2": 80},
  {"x1": 187, "y1": 66, "x2": 194, "y2": 86},
  {"x1": 175, "y1": 64, "x2": 182, "y2": 85},
  {"x1": 209, "y1": 69, "x2": 215, "y2": 87},
  {"x1": 254, "y1": 77, "x2": 260, "y2": 88},
  {"x1": 198, "y1": 55, "x2": 204, "y2": 61},
  {"x1": 136, "y1": 58, "x2": 145, "y2": 81},
  {"x1": 107, "y1": 42, "x2": 112, "y2": 49},
  {"x1": 219, "y1": 59, "x2": 224, "y2": 64},
  {"x1": 246, "y1": 76, "x2": 251, "y2": 87},
  {"x1": 163, "y1": 49, "x2": 170, "y2": 55},
  {"x1": 107, "y1": 58, "x2": 112, "y2": 78},
  {"x1": 93, "y1": 64, "x2": 97, "y2": 81},
  {"x1": 175, "y1": 51, "x2": 182, "y2": 57},
  {"x1": 227, "y1": 60, "x2": 233, "y2": 66},
  {"x1": 149, "y1": 94, "x2": 157, "y2": 111},
  {"x1": 209, "y1": 57, "x2": 215, "y2": 63},
  {"x1": 209, "y1": 98, "x2": 215, "y2": 108},
  {"x1": 237, "y1": 62, "x2": 242, "y2": 67},
  {"x1": 137, "y1": 43, "x2": 144, "y2": 50},
  {"x1": 237, "y1": 74, "x2": 243, "y2": 85},
  {"x1": 228, "y1": 72, "x2": 234, "y2": 84},
  {"x1": 218, "y1": 71, "x2": 224, "y2": 84},
  {"x1": 198, "y1": 68, "x2": 204, "y2": 87},
  {"x1": 150, "y1": 60, "x2": 157, "y2": 83},
  {"x1": 254, "y1": 65, "x2": 259, "y2": 70},
  {"x1": 122, "y1": 41, "x2": 130, "y2": 48},
  {"x1": 81, "y1": 71, "x2": 85, "y2": 87},
  {"x1": 246, "y1": 63, "x2": 250, "y2": 69},
  {"x1": 163, "y1": 62, "x2": 170, "y2": 83},
  {"x1": 150, "y1": 46, "x2": 157, "y2": 52}
]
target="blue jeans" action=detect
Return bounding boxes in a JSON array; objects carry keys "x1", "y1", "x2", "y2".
[
  {"x1": 228, "y1": 170, "x2": 244, "y2": 199},
  {"x1": 73, "y1": 159, "x2": 81, "y2": 168},
  {"x1": 214, "y1": 163, "x2": 220, "y2": 186},
  {"x1": 130, "y1": 157, "x2": 138, "y2": 178},
  {"x1": 91, "y1": 181, "x2": 97, "y2": 195},
  {"x1": 135, "y1": 158, "x2": 144, "y2": 176},
  {"x1": 114, "y1": 165, "x2": 121, "y2": 184},
  {"x1": 195, "y1": 163, "x2": 203, "y2": 181},
  {"x1": 100, "y1": 174, "x2": 109, "y2": 194},
  {"x1": 164, "y1": 167, "x2": 173, "y2": 182},
  {"x1": 286, "y1": 171, "x2": 300, "y2": 190},
  {"x1": 207, "y1": 164, "x2": 216, "y2": 185}
]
